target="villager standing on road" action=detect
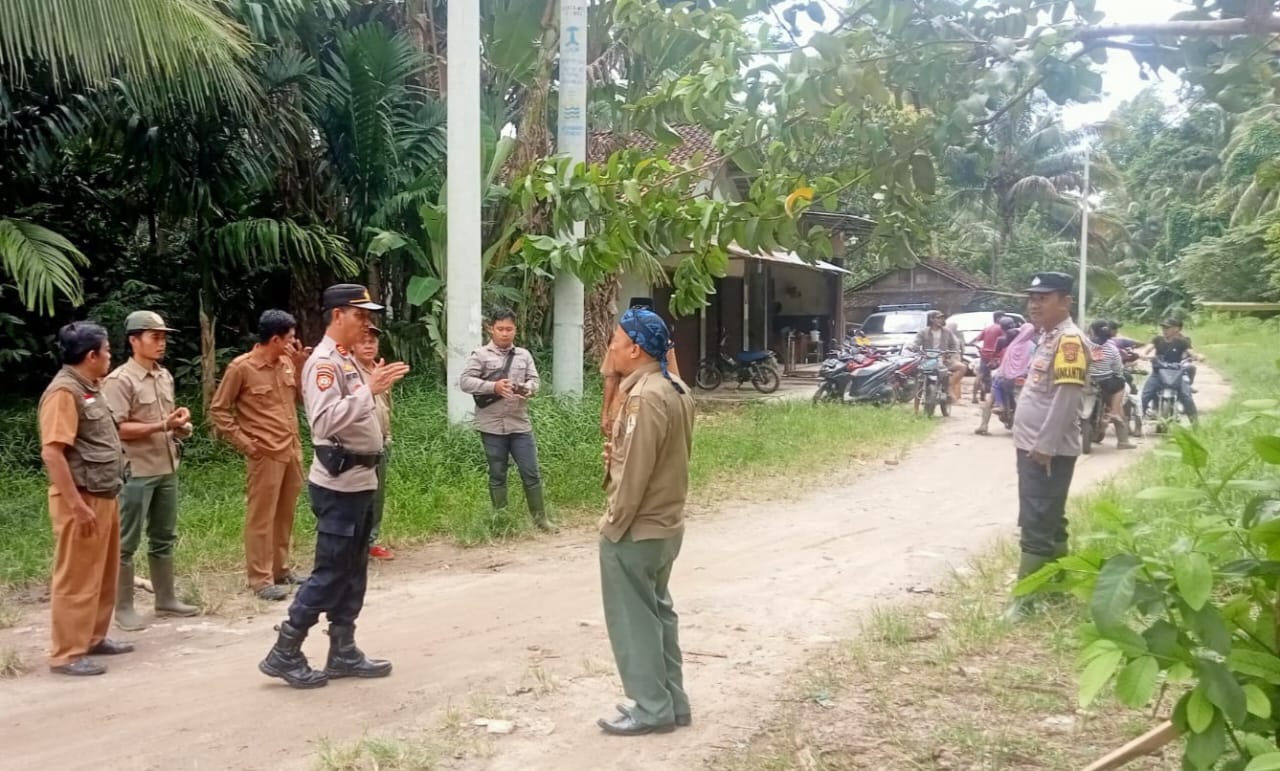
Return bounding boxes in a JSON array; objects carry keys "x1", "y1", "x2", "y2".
[
  {"x1": 103, "y1": 311, "x2": 199, "y2": 630},
  {"x1": 1007, "y1": 272, "x2": 1090, "y2": 618},
  {"x1": 596, "y1": 308, "x2": 696, "y2": 736},
  {"x1": 209, "y1": 310, "x2": 310, "y2": 601},
  {"x1": 39, "y1": 322, "x2": 135, "y2": 676},
  {"x1": 459, "y1": 308, "x2": 555, "y2": 533},
  {"x1": 975, "y1": 322, "x2": 1036, "y2": 436},
  {"x1": 353, "y1": 325, "x2": 395, "y2": 559},
  {"x1": 258, "y1": 284, "x2": 409, "y2": 689},
  {"x1": 601, "y1": 297, "x2": 680, "y2": 436}
]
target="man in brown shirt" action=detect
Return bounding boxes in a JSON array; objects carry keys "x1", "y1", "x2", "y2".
[
  {"x1": 353, "y1": 325, "x2": 394, "y2": 559},
  {"x1": 600, "y1": 297, "x2": 680, "y2": 436},
  {"x1": 103, "y1": 311, "x2": 199, "y2": 630},
  {"x1": 39, "y1": 322, "x2": 135, "y2": 676},
  {"x1": 210, "y1": 310, "x2": 310, "y2": 600},
  {"x1": 596, "y1": 308, "x2": 695, "y2": 736}
]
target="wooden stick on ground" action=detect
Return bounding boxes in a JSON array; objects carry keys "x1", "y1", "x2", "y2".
[{"x1": 1082, "y1": 720, "x2": 1178, "y2": 771}]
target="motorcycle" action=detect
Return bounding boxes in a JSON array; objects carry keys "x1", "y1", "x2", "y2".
[
  {"x1": 812, "y1": 349, "x2": 916, "y2": 405},
  {"x1": 1151, "y1": 360, "x2": 1191, "y2": 433},
  {"x1": 914, "y1": 349, "x2": 956, "y2": 418},
  {"x1": 695, "y1": 346, "x2": 781, "y2": 393},
  {"x1": 998, "y1": 375, "x2": 1025, "y2": 430}
]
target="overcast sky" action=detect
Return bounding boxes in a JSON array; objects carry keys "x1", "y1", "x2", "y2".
[{"x1": 1060, "y1": 0, "x2": 1189, "y2": 127}]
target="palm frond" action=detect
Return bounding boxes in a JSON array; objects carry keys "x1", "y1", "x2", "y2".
[
  {"x1": 0, "y1": 0, "x2": 257, "y2": 113},
  {"x1": 0, "y1": 218, "x2": 88, "y2": 315},
  {"x1": 213, "y1": 218, "x2": 357, "y2": 274}
]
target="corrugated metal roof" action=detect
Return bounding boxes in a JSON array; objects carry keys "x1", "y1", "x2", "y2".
[{"x1": 726, "y1": 243, "x2": 849, "y2": 274}]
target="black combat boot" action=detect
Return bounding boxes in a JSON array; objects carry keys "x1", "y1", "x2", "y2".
[
  {"x1": 324, "y1": 624, "x2": 392, "y2": 679},
  {"x1": 259, "y1": 622, "x2": 329, "y2": 689}
]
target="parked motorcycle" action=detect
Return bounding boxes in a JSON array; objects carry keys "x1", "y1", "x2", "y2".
[
  {"x1": 1151, "y1": 360, "x2": 1191, "y2": 433},
  {"x1": 696, "y1": 347, "x2": 781, "y2": 393},
  {"x1": 812, "y1": 349, "x2": 915, "y2": 405},
  {"x1": 914, "y1": 349, "x2": 956, "y2": 418}
]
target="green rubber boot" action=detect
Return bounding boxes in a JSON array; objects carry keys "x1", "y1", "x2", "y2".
[
  {"x1": 1002, "y1": 552, "x2": 1054, "y2": 622},
  {"x1": 524, "y1": 483, "x2": 557, "y2": 533}
]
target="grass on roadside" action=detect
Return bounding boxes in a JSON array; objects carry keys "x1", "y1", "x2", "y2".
[
  {"x1": 0, "y1": 378, "x2": 934, "y2": 592},
  {"x1": 711, "y1": 316, "x2": 1277, "y2": 771}
]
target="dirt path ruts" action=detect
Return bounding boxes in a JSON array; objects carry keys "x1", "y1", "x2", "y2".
[{"x1": 0, "y1": 369, "x2": 1230, "y2": 771}]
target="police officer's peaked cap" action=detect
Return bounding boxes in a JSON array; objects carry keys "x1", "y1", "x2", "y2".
[
  {"x1": 323, "y1": 284, "x2": 384, "y2": 312},
  {"x1": 1025, "y1": 272, "x2": 1074, "y2": 294},
  {"x1": 125, "y1": 310, "x2": 178, "y2": 333}
]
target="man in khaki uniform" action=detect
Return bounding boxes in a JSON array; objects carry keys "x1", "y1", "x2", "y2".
[
  {"x1": 258, "y1": 284, "x2": 408, "y2": 690},
  {"x1": 39, "y1": 322, "x2": 134, "y2": 676},
  {"x1": 459, "y1": 308, "x2": 552, "y2": 532},
  {"x1": 353, "y1": 325, "x2": 394, "y2": 559},
  {"x1": 596, "y1": 308, "x2": 695, "y2": 736},
  {"x1": 209, "y1": 310, "x2": 310, "y2": 600},
  {"x1": 600, "y1": 297, "x2": 680, "y2": 436},
  {"x1": 103, "y1": 311, "x2": 199, "y2": 630}
]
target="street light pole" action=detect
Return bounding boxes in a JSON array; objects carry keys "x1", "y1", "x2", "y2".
[
  {"x1": 1078, "y1": 147, "x2": 1090, "y2": 324},
  {"x1": 445, "y1": 0, "x2": 482, "y2": 425},
  {"x1": 551, "y1": 0, "x2": 587, "y2": 397}
]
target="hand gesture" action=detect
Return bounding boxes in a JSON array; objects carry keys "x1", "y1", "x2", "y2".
[
  {"x1": 369, "y1": 359, "x2": 411, "y2": 395},
  {"x1": 72, "y1": 494, "x2": 98, "y2": 537},
  {"x1": 494, "y1": 379, "x2": 514, "y2": 399},
  {"x1": 600, "y1": 417, "x2": 611, "y2": 437},
  {"x1": 165, "y1": 409, "x2": 189, "y2": 431},
  {"x1": 288, "y1": 340, "x2": 313, "y2": 369},
  {"x1": 602, "y1": 441, "x2": 613, "y2": 467},
  {"x1": 1029, "y1": 450, "x2": 1053, "y2": 472}
]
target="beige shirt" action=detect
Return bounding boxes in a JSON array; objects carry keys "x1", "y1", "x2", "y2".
[
  {"x1": 459, "y1": 343, "x2": 540, "y2": 435},
  {"x1": 355, "y1": 361, "x2": 392, "y2": 443},
  {"x1": 1013, "y1": 318, "x2": 1090, "y2": 457},
  {"x1": 103, "y1": 358, "x2": 181, "y2": 477},
  {"x1": 600, "y1": 362, "x2": 695, "y2": 543},
  {"x1": 302, "y1": 335, "x2": 383, "y2": 492}
]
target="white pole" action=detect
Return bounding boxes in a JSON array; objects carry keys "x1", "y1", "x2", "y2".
[
  {"x1": 552, "y1": 0, "x2": 587, "y2": 397},
  {"x1": 445, "y1": 0, "x2": 483, "y2": 426},
  {"x1": 1078, "y1": 148, "x2": 1090, "y2": 324}
]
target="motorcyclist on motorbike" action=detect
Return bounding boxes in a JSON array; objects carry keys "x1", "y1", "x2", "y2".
[
  {"x1": 914, "y1": 310, "x2": 966, "y2": 404},
  {"x1": 1105, "y1": 320, "x2": 1141, "y2": 394},
  {"x1": 1138, "y1": 317, "x2": 1201, "y2": 426},
  {"x1": 1088, "y1": 320, "x2": 1136, "y2": 450}
]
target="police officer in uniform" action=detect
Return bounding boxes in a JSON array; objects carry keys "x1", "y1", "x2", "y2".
[
  {"x1": 1009, "y1": 272, "x2": 1090, "y2": 617},
  {"x1": 258, "y1": 284, "x2": 409, "y2": 689}
]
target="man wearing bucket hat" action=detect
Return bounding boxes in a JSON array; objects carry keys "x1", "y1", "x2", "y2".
[
  {"x1": 258, "y1": 284, "x2": 409, "y2": 689},
  {"x1": 103, "y1": 310, "x2": 199, "y2": 630},
  {"x1": 1007, "y1": 272, "x2": 1091, "y2": 618},
  {"x1": 596, "y1": 307, "x2": 695, "y2": 736}
]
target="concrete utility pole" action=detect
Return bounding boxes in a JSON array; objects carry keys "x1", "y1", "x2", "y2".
[
  {"x1": 445, "y1": 0, "x2": 482, "y2": 425},
  {"x1": 552, "y1": 0, "x2": 588, "y2": 397},
  {"x1": 1078, "y1": 147, "x2": 1090, "y2": 324}
]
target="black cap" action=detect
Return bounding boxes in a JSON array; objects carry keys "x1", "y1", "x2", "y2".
[
  {"x1": 366, "y1": 324, "x2": 383, "y2": 336},
  {"x1": 628, "y1": 296, "x2": 655, "y2": 310},
  {"x1": 1160, "y1": 317, "x2": 1183, "y2": 328},
  {"x1": 1026, "y1": 272, "x2": 1073, "y2": 294},
  {"x1": 322, "y1": 284, "x2": 384, "y2": 312}
]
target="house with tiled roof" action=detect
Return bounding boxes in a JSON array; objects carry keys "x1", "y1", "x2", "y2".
[
  {"x1": 843, "y1": 258, "x2": 1001, "y2": 326},
  {"x1": 588, "y1": 124, "x2": 876, "y2": 374}
]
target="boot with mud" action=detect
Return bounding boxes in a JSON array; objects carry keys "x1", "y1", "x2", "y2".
[
  {"x1": 525, "y1": 483, "x2": 558, "y2": 534},
  {"x1": 1001, "y1": 551, "x2": 1054, "y2": 622},
  {"x1": 149, "y1": 556, "x2": 199, "y2": 617},
  {"x1": 324, "y1": 623, "x2": 392, "y2": 678},
  {"x1": 259, "y1": 622, "x2": 328, "y2": 688},
  {"x1": 114, "y1": 561, "x2": 147, "y2": 631}
]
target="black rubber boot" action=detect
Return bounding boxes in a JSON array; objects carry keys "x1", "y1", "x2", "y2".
[
  {"x1": 325, "y1": 624, "x2": 392, "y2": 679},
  {"x1": 525, "y1": 483, "x2": 557, "y2": 533},
  {"x1": 259, "y1": 622, "x2": 329, "y2": 689},
  {"x1": 489, "y1": 486, "x2": 509, "y2": 511}
]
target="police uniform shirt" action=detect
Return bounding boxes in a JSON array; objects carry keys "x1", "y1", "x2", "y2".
[
  {"x1": 1012, "y1": 318, "x2": 1090, "y2": 457},
  {"x1": 301, "y1": 335, "x2": 384, "y2": 492}
]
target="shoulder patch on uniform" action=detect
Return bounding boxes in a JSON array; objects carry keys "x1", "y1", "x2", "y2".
[
  {"x1": 315, "y1": 365, "x2": 336, "y2": 391},
  {"x1": 1053, "y1": 334, "x2": 1087, "y2": 386}
]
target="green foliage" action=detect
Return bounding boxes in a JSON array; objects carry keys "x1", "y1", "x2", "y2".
[
  {"x1": 0, "y1": 218, "x2": 88, "y2": 314},
  {"x1": 1179, "y1": 212, "x2": 1280, "y2": 303}
]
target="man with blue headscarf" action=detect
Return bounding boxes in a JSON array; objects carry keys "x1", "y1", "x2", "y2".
[{"x1": 596, "y1": 308, "x2": 696, "y2": 736}]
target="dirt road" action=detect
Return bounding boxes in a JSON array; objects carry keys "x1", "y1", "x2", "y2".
[{"x1": 1, "y1": 370, "x2": 1229, "y2": 771}]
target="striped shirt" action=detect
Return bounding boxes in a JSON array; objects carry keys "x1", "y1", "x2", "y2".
[{"x1": 1090, "y1": 340, "x2": 1124, "y2": 380}]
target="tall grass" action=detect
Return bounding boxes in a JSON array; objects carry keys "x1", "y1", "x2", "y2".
[{"x1": 0, "y1": 377, "x2": 935, "y2": 588}]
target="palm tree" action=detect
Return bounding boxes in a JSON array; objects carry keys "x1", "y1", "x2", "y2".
[
  {"x1": 0, "y1": 0, "x2": 256, "y2": 315},
  {"x1": 944, "y1": 101, "x2": 1125, "y2": 283}
]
